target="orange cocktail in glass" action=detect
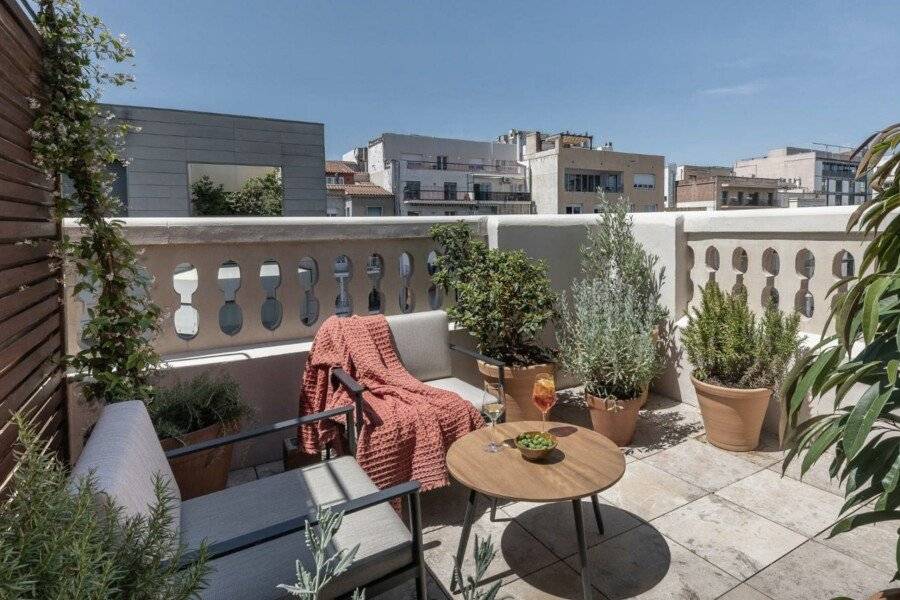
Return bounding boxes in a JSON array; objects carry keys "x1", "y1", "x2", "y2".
[{"x1": 532, "y1": 374, "x2": 556, "y2": 431}]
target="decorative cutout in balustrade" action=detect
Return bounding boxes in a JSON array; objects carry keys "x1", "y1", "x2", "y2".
[
  {"x1": 426, "y1": 250, "x2": 442, "y2": 310},
  {"x1": 173, "y1": 263, "x2": 199, "y2": 340},
  {"x1": 334, "y1": 255, "x2": 352, "y2": 317},
  {"x1": 218, "y1": 260, "x2": 243, "y2": 335},
  {"x1": 366, "y1": 254, "x2": 384, "y2": 314},
  {"x1": 260, "y1": 260, "x2": 282, "y2": 330},
  {"x1": 399, "y1": 252, "x2": 414, "y2": 313},
  {"x1": 298, "y1": 257, "x2": 320, "y2": 326}
]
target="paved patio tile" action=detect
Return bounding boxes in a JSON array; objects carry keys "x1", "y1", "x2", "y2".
[
  {"x1": 816, "y1": 516, "x2": 899, "y2": 575},
  {"x1": 598, "y1": 460, "x2": 706, "y2": 521},
  {"x1": 500, "y1": 560, "x2": 600, "y2": 600},
  {"x1": 770, "y1": 449, "x2": 845, "y2": 496},
  {"x1": 371, "y1": 570, "x2": 450, "y2": 600},
  {"x1": 564, "y1": 523, "x2": 739, "y2": 600},
  {"x1": 500, "y1": 498, "x2": 643, "y2": 559},
  {"x1": 744, "y1": 540, "x2": 893, "y2": 600},
  {"x1": 420, "y1": 481, "x2": 493, "y2": 533},
  {"x1": 255, "y1": 460, "x2": 284, "y2": 478},
  {"x1": 652, "y1": 494, "x2": 806, "y2": 579},
  {"x1": 716, "y1": 584, "x2": 773, "y2": 599},
  {"x1": 696, "y1": 432, "x2": 785, "y2": 469},
  {"x1": 643, "y1": 438, "x2": 764, "y2": 492},
  {"x1": 423, "y1": 510, "x2": 559, "y2": 594},
  {"x1": 623, "y1": 396, "x2": 704, "y2": 460},
  {"x1": 225, "y1": 466, "x2": 257, "y2": 487},
  {"x1": 715, "y1": 469, "x2": 844, "y2": 537}
]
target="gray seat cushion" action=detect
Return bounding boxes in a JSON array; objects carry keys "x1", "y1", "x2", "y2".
[
  {"x1": 70, "y1": 401, "x2": 180, "y2": 532},
  {"x1": 386, "y1": 310, "x2": 452, "y2": 381},
  {"x1": 181, "y1": 456, "x2": 412, "y2": 600},
  {"x1": 426, "y1": 377, "x2": 487, "y2": 410}
]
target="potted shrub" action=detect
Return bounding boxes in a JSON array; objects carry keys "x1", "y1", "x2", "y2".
[
  {"x1": 557, "y1": 200, "x2": 668, "y2": 445},
  {"x1": 430, "y1": 222, "x2": 557, "y2": 421},
  {"x1": 579, "y1": 197, "x2": 669, "y2": 407},
  {"x1": 149, "y1": 373, "x2": 252, "y2": 499},
  {"x1": 682, "y1": 283, "x2": 801, "y2": 451}
]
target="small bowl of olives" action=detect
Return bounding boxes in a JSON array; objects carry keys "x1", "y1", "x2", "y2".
[{"x1": 515, "y1": 431, "x2": 558, "y2": 461}]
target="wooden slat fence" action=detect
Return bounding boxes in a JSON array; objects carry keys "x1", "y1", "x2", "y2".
[{"x1": 0, "y1": 0, "x2": 67, "y2": 493}]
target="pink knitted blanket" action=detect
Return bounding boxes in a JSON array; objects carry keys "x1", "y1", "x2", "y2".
[{"x1": 298, "y1": 314, "x2": 484, "y2": 492}]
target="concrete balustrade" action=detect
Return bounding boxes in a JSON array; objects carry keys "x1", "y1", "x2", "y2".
[{"x1": 63, "y1": 207, "x2": 872, "y2": 465}]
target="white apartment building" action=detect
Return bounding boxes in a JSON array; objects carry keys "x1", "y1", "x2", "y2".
[
  {"x1": 356, "y1": 133, "x2": 533, "y2": 216},
  {"x1": 734, "y1": 147, "x2": 868, "y2": 207}
]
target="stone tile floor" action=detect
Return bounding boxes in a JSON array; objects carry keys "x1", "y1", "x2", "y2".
[{"x1": 228, "y1": 393, "x2": 896, "y2": 600}]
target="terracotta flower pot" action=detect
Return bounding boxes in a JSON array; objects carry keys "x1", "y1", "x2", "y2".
[
  {"x1": 690, "y1": 375, "x2": 771, "y2": 451},
  {"x1": 160, "y1": 421, "x2": 238, "y2": 500},
  {"x1": 585, "y1": 388, "x2": 647, "y2": 447},
  {"x1": 477, "y1": 361, "x2": 554, "y2": 422}
]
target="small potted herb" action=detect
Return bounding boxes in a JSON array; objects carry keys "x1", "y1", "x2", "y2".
[
  {"x1": 682, "y1": 283, "x2": 801, "y2": 451},
  {"x1": 149, "y1": 373, "x2": 252, "y2": 498}
]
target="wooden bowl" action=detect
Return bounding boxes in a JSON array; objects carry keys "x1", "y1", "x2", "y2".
[{"x1": 515, "y1": 431, "x2": 558, "y2": 461}]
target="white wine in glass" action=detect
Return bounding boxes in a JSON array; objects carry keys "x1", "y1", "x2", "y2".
[{"x1": 483, "y1": 384, "x2": 505, "y2": 453}]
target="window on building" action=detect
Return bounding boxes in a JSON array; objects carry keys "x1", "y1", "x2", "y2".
[
  {"x1": 565, "y1": 204, "x2": 582, "y2": 214},
  {"x1": 564, "y1": 170, "x2": 623, "y2": 193},
  {"x1": 403, "y1": 181, "x2": 421, "y2": 200},
  {"x1": 767, "y1": 192, "x2": 774, "y2": 205},
  {"x1": 436, "y1": 156, "x2": 448, "y2": 170},
  {"x1": 593, "y1": 206, "x2": 602, "y2": 214},
  {"x1": 645, "y1": 204, "x2": 658, "y2": 212},
  {"x1": 720, "y1": 190, "x2": 728, "y2": 203},
  {"x1": 407, "y1": 211, "x2": 420, "y2": 216},
  {"x1": 326, "y1": 175, "x2": 345, "y2": 184},
  {"x1": 366, "y1": 206, "x2": 383, "y2": 217},
  {"x1": 443, "y1": 182, "x2": 457, "y2": 200},
  {"x1": 444, "y1": 210, "x2": 457, "y2": 216},
  {"x1": 326, "y1": 207, "x2": 339, "y2": 217},
  {"x1": 473, "y1": 182, "x2": 491, "y2": 201},
  {"x1": 750, "y1": 192, "x2": 759, "y2": 204},
  {"x1": 189, "y1": 163, "x2": 281, "y2": 192},
  {"x1": 344, "y1": 205, "x2": 351, "y2": 216},
  {"x1": 633, "y1": 174, "x2": 656, "y2": 189},
  {"x1": 737, "y1": 191, "x2": 745, "y2": 205},
  {"x1": 107, "y1": 162, "x2": 128, "y2": 214}
]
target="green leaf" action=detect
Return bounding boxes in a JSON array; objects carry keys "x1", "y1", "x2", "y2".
[
  {"x1": 884, "y1": 452, "x2": 900, "y2": 494},
  {"x1": 889, "y1": 359, "x2": 899, "y2": 385},
  {"x1": 863, "y1": 276, "x2": 892, "y2": 343},
  {"x1": 829, "y1": 509, "x2": 900, "y2": 537},
  {"x1": 801, "y1": 423, "x2": 841, "y2": 476},
  {"x1": 842, "y1": 381, "x2": 891, "y2": 460},
  {"x1": 789, "y1": 348, "x2": 839, "y2": 415}
]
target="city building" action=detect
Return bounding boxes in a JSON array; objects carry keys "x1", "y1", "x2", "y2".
[
  {"x1": 515, "y1": 131, "x2": 664, "y2": 214},
  {"x1": 675, "y1": 174, "x2": 782, "y2": 210},
  {"x1": 734, "y1": 146, "x2": 868, "y2": 207},
  {"x1": 99, "y1": 104, "x2": 325, "y2": 216},
  {"x1": 325, "y1": 160, "x2": 394, "y2": 216},
  {"x1": 362, "y1": 133, "x2": 533, "y2": 216}
]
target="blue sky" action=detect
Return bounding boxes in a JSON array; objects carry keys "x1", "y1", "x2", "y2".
[{"x1": 85, "y1": 0, "x2": 899, "y2": 164}]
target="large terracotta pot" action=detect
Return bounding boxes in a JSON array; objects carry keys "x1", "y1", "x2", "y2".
[
  {"x1": 586, "y1": 388, "x2": 647, "y2": 447},
  {"x1": 160, "y1": 421, "x2": 237, "y2": 500},
  {"x1": 477, "y1": 361, "x2": 554, "y2": 422},
  {"x1": 690, "y1": 375, "x2": 770, "y2": 451}
]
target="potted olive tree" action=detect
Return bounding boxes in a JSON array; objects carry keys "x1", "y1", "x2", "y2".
[
  {"x1": 682, "y1": 283, "x2": 801, "y2": 451},
  {"x1": 149, "y1": 373, "x2": 252, "y2": 499},
  {"x1": 430, "y1": 222, "x2": 557, "y2": 421},
  {"x1": 557, "y1": 200, "x2": 668, "y2": 445}
]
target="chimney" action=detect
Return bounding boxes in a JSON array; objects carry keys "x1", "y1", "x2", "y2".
[{"x1": 526, "y1": 131, "x2": 542, "y2": 155}]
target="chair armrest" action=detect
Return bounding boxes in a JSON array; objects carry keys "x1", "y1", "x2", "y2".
[
  {"x1": 448, "y1": 343, "x2": 505, "y2": 368},
  {"x1": 176, "y1": 479, "x2": 422, "y2": 568},
  {"x1": 164, "y1": 406, "x2": 354, "y2": 460},
  {"x1": 332, "y1": 367, "x2": 365, "y2": 395}
]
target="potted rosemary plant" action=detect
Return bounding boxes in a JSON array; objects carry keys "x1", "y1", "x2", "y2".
[
  {"x1": 430, "y1": 222, "x2": 558, "y2": 421},
  {"x1": 557, "y1": 200, "x2": 667, "y2": 445},
  {"x1": 682, "y1": 283, "x2": 801, "y2": 451},
  {"x1": 149, "y1": 373, "x2": 252, "y2": 499}
]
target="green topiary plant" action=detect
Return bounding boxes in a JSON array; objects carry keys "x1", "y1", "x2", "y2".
[
  {"x1": 783, "y1": 123, "x2": 900, "y2": 579},
  {"x1": 147, "y1": 373, "x2": 252, "y2": 440},
  {"x1": 190, "y1": 175, "x2": 230, "y2": 216},
  {"x1": 682, "y1": 282, "x2": 801, "y2": 389},
  {"x1": 0, "y1": 416, "x2": 209, "y2": 598},
  {"x1": 430, "y1": 222, "x2": 557, "y2": 365}
]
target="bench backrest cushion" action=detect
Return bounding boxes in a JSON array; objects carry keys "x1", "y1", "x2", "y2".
[
  {"x1": 70, "y1": 401, "x2": 180, "y2": 532},
  {"x1": 385, "y1": 310, "x2": 452, "y2": 381}
]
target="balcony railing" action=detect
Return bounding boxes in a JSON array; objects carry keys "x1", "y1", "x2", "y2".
[
  {"x1": 405, "y1": 160, "x2": 523, "y2": 175},
  {"x1": 403, "y1": 190, "x2": 532, "y2": 203}
]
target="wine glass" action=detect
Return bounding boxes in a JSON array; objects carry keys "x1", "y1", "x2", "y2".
[
  {"x1": 482, "y1": 383, "x2": 505, "y2": 453},
  {"x1": 532, "y1": 373, "x2": 556, "y2": 432}
]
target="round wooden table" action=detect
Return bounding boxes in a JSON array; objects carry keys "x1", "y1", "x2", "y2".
[{"x1": 447, "y1": 421, "x2": 626, "y2": 600}]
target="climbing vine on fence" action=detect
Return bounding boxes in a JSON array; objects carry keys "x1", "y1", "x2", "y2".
[{"x1": 31, "y1": 0, "x2": 161, "y2": 404}]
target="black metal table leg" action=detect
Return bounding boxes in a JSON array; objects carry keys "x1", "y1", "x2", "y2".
[
  {"x1": 451, "y1": 489, "x2": 478, "y2": 593},
  {"x1": 590, "y1": 494, "x2": 604, "y2": 535},
  {"x1": 490, "y1": 498, "x2": 498, "y2": 521},
  {"x1": 572, "y1": 499, "x2": 592, "y2": 599}
]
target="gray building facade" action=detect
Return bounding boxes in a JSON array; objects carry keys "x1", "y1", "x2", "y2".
[{"x1": 103, "y1": 104, "x2": 325, "y2": 216}]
